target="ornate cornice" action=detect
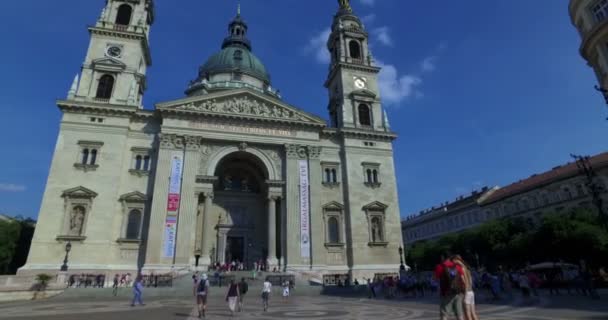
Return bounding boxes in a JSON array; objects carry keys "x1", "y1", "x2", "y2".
[
  {"x1": 265, "y1": 180, "x2": 286, "y2": 188},
  {"x1": 57, "y1": 100, "x2": 142, "y2": 118},
  {"x1": 185, "y1": 135, "x2": 202, "y2": 151}
]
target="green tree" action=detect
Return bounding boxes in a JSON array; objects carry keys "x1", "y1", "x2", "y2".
[{"x1": 0, "y1": 220, "x2": 22, "y2": 274}]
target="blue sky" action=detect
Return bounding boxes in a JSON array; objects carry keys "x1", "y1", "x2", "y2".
[{"x1": 0, "y1": 0, "x2": 606, "y2": 220}]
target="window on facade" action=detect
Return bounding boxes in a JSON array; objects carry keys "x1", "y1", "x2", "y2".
[
  {"x1": 126, "y1": 209, "x2": 142, "y2": 239},
  {"x1": 593, "y1": 0, "x2": 608, "y2": 22},
  {"x1": 542, "y1": 194, "x2": 549, "y2": 205},
  {"x1": 564, "y1": 187, "x2": 573, "y2": 200},
  {"x1": 82, "y1": 149, "x2": 90, "y2": 165},
  {"x1": 96, "y1": 75, "x2": 115, "y2": 99},
  {"x1": 366, "y1": 169, "x2": 373, "y2": 183},
  {"x1": 90, "y1": 149, "x2": 98, "y2": 165},
  {"x1": 576, "y1": 184, "x2": 585, "y2": 197},
  {"x1": 135, "y1": 155, "x2": 143, "y2": 171},
  {"x1": 349, "y1": 40, "x2": 361, "y2": 59},
  {"x1": 143, "y1": 156, "x2": 151, "y2": 171},
  {"x1": 116, "y1": 4, "x2": 133, "y2": 25},
  {"x1": 358, "y1": 104, "x2": 372, "y2": 126},
  {"x1": 322, "y1": 164, "x2": 339, "y2": 184},
  {"x1": 327, "y1": 217, "x2": 340, "y2": 244}
]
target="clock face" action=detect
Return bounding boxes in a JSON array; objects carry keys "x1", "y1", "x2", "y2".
[
  {"x1": 106, "y1": 46, "x2": 122, "y2": 58},
  {"x1": 354, "y1": 78, "x2": 366, "y2": 89}
]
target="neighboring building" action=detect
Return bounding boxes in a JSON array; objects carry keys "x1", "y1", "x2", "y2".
[
  {"x1": 569, "y1": 0, "x2": 608, "y2": 99},
  {"x1": 21, "y1": 0, "x2": 403, "y2": 280},
  {"x1": 403, "y1": 152, "x2": 608, "y2": 246},
  {"x1": 402, "y1": 187, "x2": 497, "y2": 246},
  {"x1": 479, "y1": 153, "x2": 608, "y2": 223}
]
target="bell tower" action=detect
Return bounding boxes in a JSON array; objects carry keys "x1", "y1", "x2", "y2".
[
  {"x1": 325, "y1": 0, "x2": 388, "y2": 131},
  {"x1": 67, "y1": 0, "x2": 155, "y2": 108}
]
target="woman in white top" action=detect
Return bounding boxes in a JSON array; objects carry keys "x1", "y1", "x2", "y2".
[
  {"x1": 261, "y1": 278, "x2": 272, "y2": 312},
  {"x1": 453, "y1": 255, "x2": 479, "y2": 320}
]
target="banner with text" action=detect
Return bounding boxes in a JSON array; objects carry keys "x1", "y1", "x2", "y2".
[
  {"x1": 163, "y1": 217, "x2": 177, "y2": 258},
  {"x1": 162, "y1": 153, "x2": 184, "y2": 258},
  {"x1": 299, "y1": 160, "x2": 311, "y2": 259}
]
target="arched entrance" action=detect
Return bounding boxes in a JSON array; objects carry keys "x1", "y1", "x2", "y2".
[{"x1": 211, "y1": 151, "x2": 276, "y2": 269}]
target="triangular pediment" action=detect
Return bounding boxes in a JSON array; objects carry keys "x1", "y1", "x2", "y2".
[
  {"x1": 156, "y1": 88, "x2": 326, "y2": 126},
  {"x1": 350, "y1": 89, "x2": 377, "y2": 98},
  {"x1": 92, "y1": 57, "x2": 127, "y2": 71},
  {"x1": 323, "y1": 201, "x2": 344, "y2": 211},
  {"x1": 62, "y1": 186, "x2": 98, "y2": 199},
  {"x1": 362, "y1": 201, "x2": 388, "y2": 211},
  {"x1": 119, "y1": 191, "x2": 147, "y2": 202}
]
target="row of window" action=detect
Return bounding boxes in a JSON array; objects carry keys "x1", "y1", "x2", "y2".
[
  {"x1": 322, "y1": 163, "x2": 382, "y2": 186},
  {"x1": 405, "y1": 183, "x2": 595, "y2": 241},
  {"x1": 332, "y1": 40, "x2": 363, "y2": 63},
  {"x1": 324, "y1": 202, "x2": 388, "y2": 246},
  {"x1": 78, "y1": 144, "x2": 152, "y2": 172}
]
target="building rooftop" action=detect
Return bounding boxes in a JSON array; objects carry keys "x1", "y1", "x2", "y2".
[
  {"x1": 402, "y1": 186, "x2": 495, "y2": 225},
  {"x1": 481, "y1": 152, "x2": 608, "y2": 205}
]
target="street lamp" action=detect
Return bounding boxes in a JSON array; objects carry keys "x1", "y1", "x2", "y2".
[
  {"x1": 398, "y1": 246, "x2": 405, "y2": 271},
  {"x1": 60, "y1": 241, "x2": 72, "y2": 272}
]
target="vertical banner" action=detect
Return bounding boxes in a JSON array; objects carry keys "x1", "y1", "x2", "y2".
[
  {"x1": 299, "y1": 160, "x2": 311, "y2": 259},
  {"x1": 162, "y1": 153, "x2": 184, "y2": 258},
  {"x1": 164, "y1": 216, "x2": 177, "y2": 258}
]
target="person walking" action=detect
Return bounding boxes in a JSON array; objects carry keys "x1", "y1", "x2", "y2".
[
  {"x1": 453, "y1": 256, "x2": 479, "y2": 320},
  {"x1": 194, "y1": 274, "x2": 210, "y2": 318},
  {"x1": 282, "y1": 280, "x2": 290, "y2": 301},
  {"x1": 367, "y1": 278, "x2": 376, "y2": 299},
  {"x1": 112, "y1": 274, "x2": 120, "y2": 296},
  {"x1": 262, "y1": 277, "x2": 272, "y2": 312},
  {"x1": 131, "y1": 276, "x2": 145, "y2": 307},
  {"x1": 434, "y1": 255, "x2": 465, "y2": 320},
  {"x1": 226, "y1": 279, "x2": 240, "y2": 317},
  {"x1": 238, "y1": 277, "x2": 249, "y2": 312}
]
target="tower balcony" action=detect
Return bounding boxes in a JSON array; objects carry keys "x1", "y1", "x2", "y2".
[{"x1": 95, "y1": 21, "x2": 148, "y2": 35}]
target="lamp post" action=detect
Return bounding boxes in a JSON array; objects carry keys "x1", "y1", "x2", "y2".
[
  {"x1": 398, "y1": 246, "x2": 405, "y2": 271},
  {"x1": 571, "y1": 154, "x2": 608, "y2": 229},
  {"x1": 60, "y1": 241, "x2": 72, "y2": 272}
]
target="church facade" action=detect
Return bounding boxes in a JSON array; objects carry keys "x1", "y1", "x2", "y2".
[{"x1": 21, "y1": 0, "x2": 403, "y2": 280}]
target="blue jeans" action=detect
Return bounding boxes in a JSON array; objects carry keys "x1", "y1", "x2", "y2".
[{"x1": 132, "y1": 291, "x2": 143, "y2": 305}]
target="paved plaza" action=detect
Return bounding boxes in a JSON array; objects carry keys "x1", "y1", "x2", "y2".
[{"x1": 0, "y1": 292, "x2": 606, "y2": 320}]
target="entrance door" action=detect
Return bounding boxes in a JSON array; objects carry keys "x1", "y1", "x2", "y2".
[{"x1": 225, "y1": 237, "x2": 244, "y2": 263}]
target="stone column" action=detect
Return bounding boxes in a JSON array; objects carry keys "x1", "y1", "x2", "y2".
[
  {"x1": 200, "y1": 191, "x2": 214, "y2": 268},
  {"x1": 194, "y1": 199, "x2": 203, "y2": 259},
  {"x1": 175, "y1": 136, "x2": 201, "y2": 266},
  {"x1": 307, "y1": 146, "x2": 326, "y2": 269},
  {"x1": 143, "y1": 134, "x2": 182, "y2": 269},
  {"x1": 284, "y1": 144, "x2": 308, "y2": 269},
  {"x1": 267, "y1": 196, "x2": 278, "y2": 268}
]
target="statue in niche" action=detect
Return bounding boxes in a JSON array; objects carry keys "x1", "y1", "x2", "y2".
[
  {"x1": 69, "y1": 206, "x2": 86, "y2": 236},
  {"x1": 224, "y1": 175, "x2": 233, "y2": 190},
  {"x1": 371, "y1": 219, "x2": 382, "y2": 242},
  {"x1": 241, "y1": 177, "x2": 250, "y2": 192}
]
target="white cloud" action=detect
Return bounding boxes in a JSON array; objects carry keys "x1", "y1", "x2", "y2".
[
  {"x1": 372, "y1": 27, "x2": 393, "y2": 47},
  {"x1": 359, "y1": 0, "x2": 376, "y2": 6},
  {"x1": 376, "y1": 59, "x2": 422, "y2": 106},
  {"x1": 305, "y1": 28, "x2": 332, "y2": 64},
  {"x1": 0, "y1": 183, "x2": 26, "y2": 192},
  {"x1": 421, "y1": 56, "x2": 437, "y2": 72}
]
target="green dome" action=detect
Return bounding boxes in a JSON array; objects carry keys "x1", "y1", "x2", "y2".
[{"x1": 200, "y1": 46, "x2": 270, "y2": 84}]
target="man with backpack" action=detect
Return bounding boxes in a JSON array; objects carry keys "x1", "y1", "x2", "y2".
[
  {"x1": 434, "y1": 255, "x2": 465, "y2": 320},
  {"x1": 238, "y1": 277, "x2": 249, "y2": 312},
  {"x1": 194, "y1": 274, "x2": 210, "y2": 318}
]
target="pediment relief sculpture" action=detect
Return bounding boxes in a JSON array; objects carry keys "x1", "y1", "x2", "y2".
[{"x1": 174, "y1": 95, "x2": 323, "y2": 124}]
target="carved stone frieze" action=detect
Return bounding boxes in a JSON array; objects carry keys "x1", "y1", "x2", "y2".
[
  {"x1": 307, "y1": 146, "x2": 322, "y2": 159},
  {"x1": 285, "y1": 144, "x2": 308, "y2": 159},
  {"x1": 185, "y1": 135, "x2": 202, "y2": 151},
  {"x1": 177, "y1": 96, "x2": 312, "y2": 122},
  {"x1": 160, "y1": 134, "x2": 186, "y2": 150}
]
